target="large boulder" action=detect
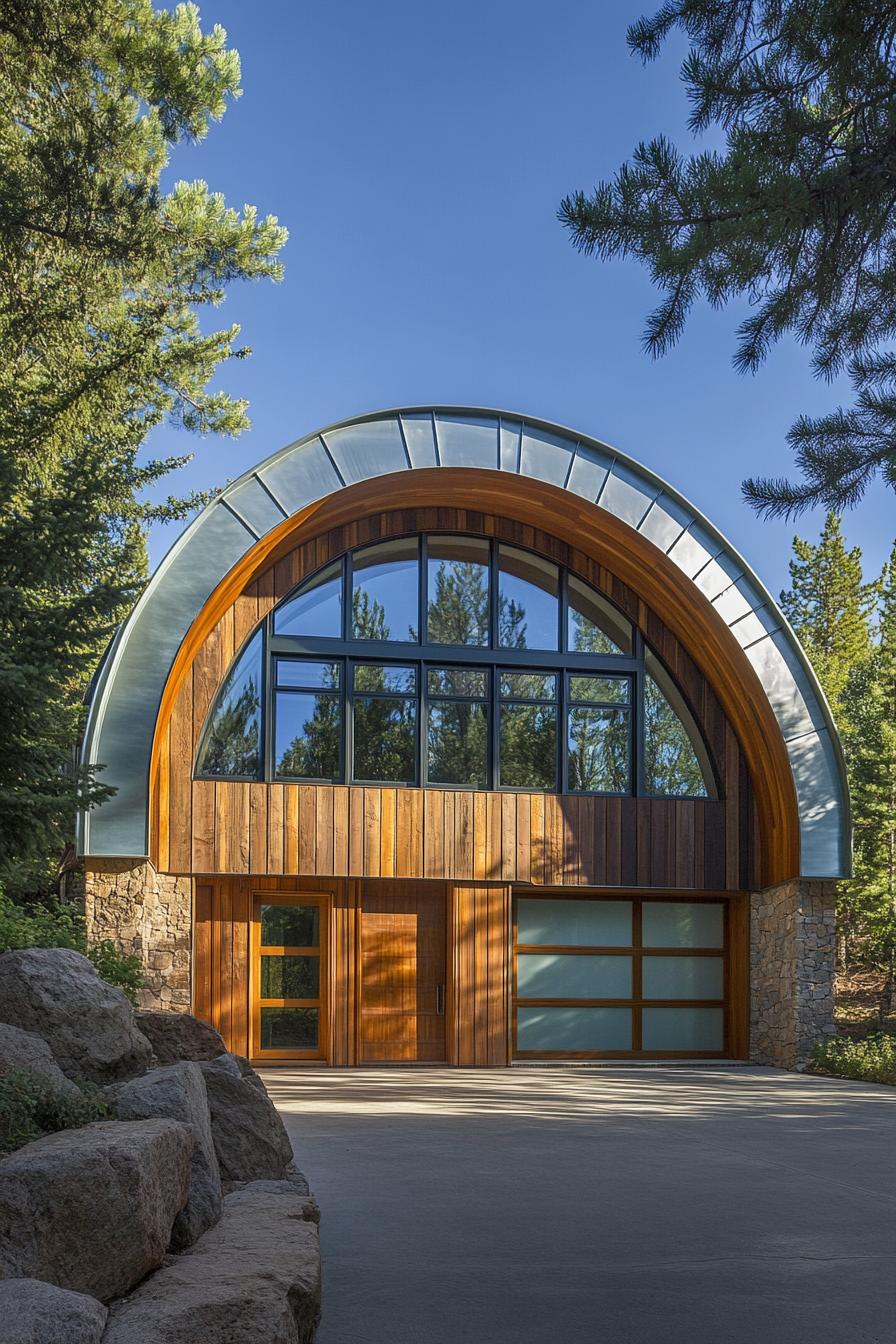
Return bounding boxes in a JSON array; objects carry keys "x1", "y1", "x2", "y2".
[
  {"x1": 200, "y1": 1053, "x2": 294, "y2": 1182},
  {"x1": 135, "y1": 1010, "x2": 226, "y2": 1064},
  {"x1": 0, "y1": 1118, "x2": 192, "y2": 1301},
  {"x1": 0, "y1": 1279, "x2": 107, "y2": 1344},
  {"x1": 104, "y1": 1179, "x2": 321, "y2": 1344},
  {"x1": 109, "y1": 1062, "x2": 222, "y2": 1249},
  {"x1": 0, "y1": 1023, "x2": 81, "y2": 1098},
  {"x1": 0, "y1": 948, "x2": 153, "y2": 1085}
]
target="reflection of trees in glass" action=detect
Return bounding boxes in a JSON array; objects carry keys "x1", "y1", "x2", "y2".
[
  {"x1": 568, "y1": 707, "x2": 629, "y2": 791},
  {"x1": 260, "y1": 1007, "x2": 318, "y2": 1050},
  {"x1": 260, "y1": 904, "x2": 320, "y2": 946},
  {"x1": 354, "y1": 696, "x2": 416, "y2": 782},
  {"x1": 498, "y1": 595, "x2": 527, "y2": 648},
  {"x1": 276, "y1": 693, "x2": 341, "y2": 780},
  {"x1": 352, "y1": 588, "x2": 391, "y2": 641},
  {"x1": 198, "y1": 634, "x2": 261, "y2": 776},
  {"x1": 569, "y1": 605, "x2": 621, "y2": 656},
  {"x1": 428, "y1": 561, "x2": 489, "y2": 645},
  {"x1": 261, "y1": 955, "x2": 320, "y2": 998},
  {"x1": 500, "y1": 704, "x2": 557, "y2": 788},
  {"x1": 644, "y1": 676, "x2": 707, "y2": 797},
  {"x1": 428, "y1": 701, "x2": 488, "y2": 786}
]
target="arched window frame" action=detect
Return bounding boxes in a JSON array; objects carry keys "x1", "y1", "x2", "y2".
[{"x1": 195, "y1": 532, "x2": 720, "y2": 800}]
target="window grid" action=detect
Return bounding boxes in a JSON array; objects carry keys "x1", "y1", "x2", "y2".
[
  {"x1": 513, "y1": 894, "x2": 728, "y2": 1058},
  {"x1": 197, "y1": 532, "x2": 718, "y2": 799}
]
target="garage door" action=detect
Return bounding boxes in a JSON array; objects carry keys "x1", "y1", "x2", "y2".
[{"x1": 513, "y1": 895, "x2": 727, "y2": 1058}]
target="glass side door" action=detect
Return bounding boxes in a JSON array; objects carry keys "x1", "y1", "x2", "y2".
[{"x1": 251, "y1": 893, "x2": 328, "y2": 1061}]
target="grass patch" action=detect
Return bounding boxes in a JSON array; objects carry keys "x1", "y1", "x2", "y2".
[{"x1": 811, "y1": 1032, "x2": 896, "y2": 1086}]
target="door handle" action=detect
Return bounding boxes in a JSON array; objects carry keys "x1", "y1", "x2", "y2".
[{"x1": 435, "y1": 983, "x2": 445, "y2": 1015}]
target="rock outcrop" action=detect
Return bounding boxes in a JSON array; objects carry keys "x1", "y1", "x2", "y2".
[
  {"x1": 0, "y1": 1022, "x2": 81, "y2": 1098},
  {"x1": 0, "y1": 1118, "x2": 192, "y2": 1300},
  {"x1": 200, "y1": 1053, "x2": 294, "y2": 1182},
  {"x1": 104, "y1": 1179, "x2": 321, "y2": 1344},
  {"x1": 135, "y1": 1010, "x2": 227, "y2": 1064},
  {"x1": 0, "y1": 956, "x2": 320, "y2": 1339},
  {"x1": 0, "y1": 948, "x2": 153, "y2": 1085},
  {"x1": 109, "y1": 1062, "x2": 222, "y2": 1249},
  {"x1": 0, "y1": 1278, "x2": 107, "y2": 1344}
]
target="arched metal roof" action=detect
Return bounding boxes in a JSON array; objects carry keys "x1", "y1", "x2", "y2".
[{"x1": 79, "y1": 407, "x2": 850, "y2": 878}]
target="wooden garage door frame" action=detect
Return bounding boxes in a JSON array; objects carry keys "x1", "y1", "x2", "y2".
[{"x1": 512, "y1": 889, "x2": 749, "y2": 1060}]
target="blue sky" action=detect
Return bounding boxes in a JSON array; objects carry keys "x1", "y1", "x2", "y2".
[{"x1": 146, "y1": 0, "x2": 893, "y2": 596}]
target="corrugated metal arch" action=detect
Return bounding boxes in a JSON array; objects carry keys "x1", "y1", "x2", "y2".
[{"x1": 79, "y1": 407, "x2": 850, "y2": 877}]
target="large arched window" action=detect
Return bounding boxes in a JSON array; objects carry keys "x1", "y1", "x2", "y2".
[{"x1": 196, "y1": 535, "x2": 717, "y2": 799}]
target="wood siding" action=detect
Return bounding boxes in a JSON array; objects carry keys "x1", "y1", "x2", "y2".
[
  {"x1": 196, "y1": 876, "x2": 512, "y2": 1066},
  {"x1": 192, "y1": 877, "x2": 744, "y2": 1064},
  {"x1": 449, "y1": 883, "x2": 511, "y2": 1066},
  {"x1": 156, "y1": 507, "x2": 760, "y2": 893}
]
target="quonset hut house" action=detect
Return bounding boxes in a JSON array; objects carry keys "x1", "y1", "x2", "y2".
[{"x1": 78, "y1": 408, "x2": 848, "y2": 1068}]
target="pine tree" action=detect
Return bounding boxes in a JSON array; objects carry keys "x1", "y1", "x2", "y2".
[
  {"x1": 844, "y1": 546, "x2": 896, "y2": 1004},
  {"x1": 559, "y1": 1, "x2": 896, "y2": 516},
  {"x1": 779, "y1": 515, "x2": 877, "y2": 736},
  {"x1": 0, "y1": 0, "x2": 286, "y2": 894}
]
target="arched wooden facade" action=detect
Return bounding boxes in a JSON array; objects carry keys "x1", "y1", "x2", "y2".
[{"x1": 80, "y1": 412, "x2": 847, "y2": 1067}]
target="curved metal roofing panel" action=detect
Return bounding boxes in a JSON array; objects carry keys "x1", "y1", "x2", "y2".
[{"x1": 79, "y1": 406, "x2": 850, "y2": 878}]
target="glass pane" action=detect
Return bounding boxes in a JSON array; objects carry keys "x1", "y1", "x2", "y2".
[
  {"x1": 260, "y1": 1007, "x2": 319, "y2": 1050},
  {"x1": 354, "y1": 663, "x2": 416, "y2": 693},
  {"x1": 641, "y1": 1007, "x2": 723, "y2": 1052},
  {"x1": 498, "y1": 545, "x2": 559, "y2": 650},
  {"x1": 353, "y1": 697, "x2": 417, "y2": 782},
  {"x1": 427, "y1": 536, "x2": 490, "y2": 646},
  {"x1": 569, "y1": 675, "x2": 629, "y2": 704},
  {"x1": 517, "y1": 898, "x2": 632, "y2": 947},
  {"x1": 276, "y1": 659, "x2": 340, "y2": 689},
  {"x1": 427, "y1": 701, "x2": 488, "y2": 788},
  {"x1": 196, "y1": 629, "x2": 262, "y2": 778},
  {"x1": 642, "y1": 956, "x2": 724, "y2": 1000},
  {"x1": 427, "y1": 666, "x2": 487, "y2": 698},
  {"x1": 351, "y1": 538, "x2": 419, "y2": 642},
  {"x1": 273, "y1": 561, "x2": 343, "y2": 638},
  {"x1": 499, "y1": 671, "x2": 556, "y2": 701},
  {"x1": 517, "y1": 1006, "x2": 631, "y2": 1052},
  {"x1": 642, "y1": 902, "x2": 724, "y2": 949},
  {"x1": 567, "y1": 707, "x2": 630, "y2": 792},
  {"x1": 260, "y1": 904, "x2": 320, "y2": 948},
  {"x1": 516, "y1": 953, "x2": 632, "y2": 998},
  {"x1": 275, "y1": 692, "x2": 341, "y2": 780},
  {"x1": 260, "y1": 954, "x2": 320, "y2": 1000},
  {"x1": 567, "y1": 575, "x2": 632, "y2": 655},
  {"x1": 644, "y1": 652, "x2": 711, "y2": 798},
  {"x1": 499, "y1": 703, "x2": 557, "y2": 789}
]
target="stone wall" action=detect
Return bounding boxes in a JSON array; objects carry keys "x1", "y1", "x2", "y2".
[
  {"x1": 750, "y1": 878, "x2": 837, "y2": 1068},
  {"x1": 80, "y1": 860, "x2": 192, "y2": 1012}
]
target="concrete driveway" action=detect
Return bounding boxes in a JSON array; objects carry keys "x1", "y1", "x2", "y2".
[{"x1": 264, "y1": 1066, "x2": 896, "y2": 1344}]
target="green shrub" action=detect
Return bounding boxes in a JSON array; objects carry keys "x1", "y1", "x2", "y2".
[
  {"x1": 811, "y1": 1032, "x2": 896, "y2": 1086},
  {"x1": 0, "y1": 891, "x2": 143, "y2": 1003},
  {"x1": 0, "y1": 1069, "x2": 111, "y2": 1154}
]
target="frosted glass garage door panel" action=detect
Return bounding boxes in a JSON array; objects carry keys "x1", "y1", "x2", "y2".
[
  {"x1": 642, "y1": 956, "x2": 723, "y2": 1000},
  {"x1": 641, "y1": 1007, "x2": 723, "y2": 1052},
  {"x1": 516, "y1": 954, "x2": 632, "y2": 998},
  {"x1": 517, "y1": 899, "x2": 632, "y2": 947},
  {"x1": 517, "y1": 1007, "x2": 632, "y2": 1052},
  {"x1": 642, "y1": 902, "x2": 724, "y2": 948}
]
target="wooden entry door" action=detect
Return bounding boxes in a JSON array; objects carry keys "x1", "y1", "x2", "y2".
[{"x1": 360, "y1": 883, "x2": 447, "y2": 1062}]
